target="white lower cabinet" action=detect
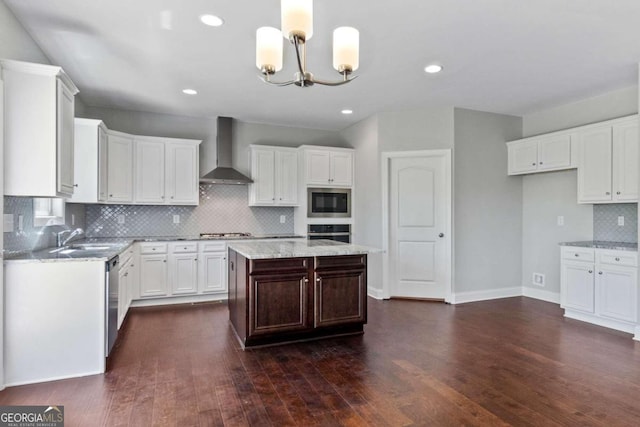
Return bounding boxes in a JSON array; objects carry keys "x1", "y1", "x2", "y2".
[
  {"x1": 139, "y1": 243, "x2": 169, "y2": 298},
  {"x1": 199, "y1": 242, "x2": 227, "y2": 293},
  {"x1": 560, "y1": 246, "x2": 638, "y2": 333},
  {"x1": 169, "y1": 242, "x2": 199, "y2": 295}
]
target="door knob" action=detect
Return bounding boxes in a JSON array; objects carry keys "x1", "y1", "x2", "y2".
[{"x1": 438, "y1": 233, "x2": 444, "y2": 238}]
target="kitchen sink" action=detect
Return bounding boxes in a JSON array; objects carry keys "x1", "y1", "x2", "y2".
[{"x1": 49, "y1": 244, "x2": 113, "y2": 254}]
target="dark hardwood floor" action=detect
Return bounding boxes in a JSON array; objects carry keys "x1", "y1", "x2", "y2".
[{"x1": 1, "y1": 297, "x2": 640, "y2": 426}]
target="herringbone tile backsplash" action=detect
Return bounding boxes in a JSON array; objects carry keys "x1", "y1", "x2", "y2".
[{"x1": 593, "y1": 203, "x2": 637, "y2": 243}]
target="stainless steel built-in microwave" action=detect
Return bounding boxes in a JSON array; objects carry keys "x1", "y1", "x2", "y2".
[{"x1": 307, "y1": 188, "x2": 351, "y2": 218}]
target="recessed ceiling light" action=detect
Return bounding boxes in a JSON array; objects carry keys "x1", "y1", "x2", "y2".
[
  {"x1": 424, "y1": 64, "x2": 443, "y2": 74},
  {"x1": 200, "y1": 14, "x2": 224, "y2": 27},
  {"x1": 341, "y1": 109, "x2": 353, "y2": 115},
  {"x1": 182, "y1": 89, "x2": 198, "y2": 95}
]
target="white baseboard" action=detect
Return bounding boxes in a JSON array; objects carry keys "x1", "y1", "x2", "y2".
[
  {"x1": 367, "y1": 287, "x2": 384, "y2": 300},
  {"x1": 522, "y1": 287, "x2": 560, "y2": 304},
  {"x1": 130, "y1": 293, "x2": 227, "y2": 308},
  {"x1": 564, "y1": 309, "x2": 636, "y2": 335},
  {"x1": 4, "y1": 369, "x2": 104, "y2": 388},
  {"x1": 635, "y1": 326, "x2": 640, "y2": 342},
  {"x1": 451, "y1": 287, "x2": 522, "y2": 305}
]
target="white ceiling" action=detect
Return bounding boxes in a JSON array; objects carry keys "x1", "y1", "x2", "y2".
[{"x1": 5, "y1": 0, "x2": 640, "y2": 130}]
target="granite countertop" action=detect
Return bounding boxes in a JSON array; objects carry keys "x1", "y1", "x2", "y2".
[
  {"x1": 228, "y1": 239, "x2": 381, "y2": 260},
  {"x1": 4, "y1": 234, "x2": 306, "y2": 263},
  {"x1": 559, "y1": 241, "x2": 638, "y2": 251}
]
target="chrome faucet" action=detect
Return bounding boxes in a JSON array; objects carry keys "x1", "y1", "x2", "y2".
[{"x1": 56, "y1": 228, "x2": 84, "y2": 247}]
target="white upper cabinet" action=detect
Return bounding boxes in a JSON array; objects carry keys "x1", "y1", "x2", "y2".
[
  {"x1": 507, "y1": 133, "x2": 572, "y2": 175},
  {"x1": 69, "y1": 119, "x2": 106, "y2": 204},
  {"x1": 248, "y1": 145, "x2": 298, "y2": 206},
  {"x1": 165, "y1": 142, "x2": 199, "y2": 205},
  {"x1": 135, "y1": 139, "x2": 166, "y2": 204},
  {"x1": 301, "y1": 146, "x2": 354, "y2": 187},
  {"x1": 577, "y1": 117, "x2": 638, "y2": 204},
  {"x1": 107, "y1": 131, "x2": 134, "y2": 203},
  {"x1": 1, "y1": 60, "x2": 79, "y2": 197}
]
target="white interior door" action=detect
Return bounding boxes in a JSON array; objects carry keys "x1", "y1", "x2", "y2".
[{"x1": 387, "y1": 152, "x2": 450, "y2": 300}]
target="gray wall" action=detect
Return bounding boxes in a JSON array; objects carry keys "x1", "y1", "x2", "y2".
[
  {"x1": 339, "y1": 115, "x2": 382, "y2": 293},
  {"x1": 453, "y1": 108, "x2": 523, "y2": 294},
  {"x1": 521, "y1": 86, "x2": 638, "y2": 297}
]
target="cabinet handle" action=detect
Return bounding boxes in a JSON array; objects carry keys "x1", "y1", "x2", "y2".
[
  {"x1": 124, "y1": 272, "x2": 129, "y2": 277},
  {"x1": 230, "y1": 261, "x2": 234, "y2": 271},
  {"x1": 74, "y1": 184, "x2": 79, "y2": 187},
  {"x1": 615, "y1": 257, "x2": 620, "y2": 261},
  {"x1": 616, "y1": 191, "x2": 621, "y2": 195},
  {"x1": 588, "y1": 270, "x2": 593, "y2": 273},
  {"x1": 598, "y1": 271, "x2": 603, "y2": 275},
  {"x1": 605, "y1": 192, "x2": 610, "y2": 195},
  {"x1": 539, "y1": 162, "x2": 543, "y2": 165}
]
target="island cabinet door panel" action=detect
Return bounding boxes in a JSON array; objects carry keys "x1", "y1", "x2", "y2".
[
  {"x1": 314, "y1": 269, "x2": 366, "y2": 327},
  {"x1": 248, "y1": 272, "x2": 311, "y2": 337}
]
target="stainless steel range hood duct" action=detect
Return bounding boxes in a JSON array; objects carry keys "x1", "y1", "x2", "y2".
[{"x1": 200, "y1": 117, "x2": 253, "y2": 185}]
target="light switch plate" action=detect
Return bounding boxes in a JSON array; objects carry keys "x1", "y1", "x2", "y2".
[
  {"x1": 173, "y1": 214, "x2": 180, "y2": 224},
  {"x1": 117, "y1": 214, "x2": 125, "y2": 225},
  {"x1": 280, "y1": 215, "x2": 286, "y2": 224},
  {"x1": 557, "y1": 216, "x2": 564, "y2": 226}
]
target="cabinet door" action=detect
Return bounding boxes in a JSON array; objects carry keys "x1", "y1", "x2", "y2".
[
  {"x1": 250, "y1": 148, "x2": 276, "y2": 205},
  {"x1": 314, "y1": 269, "x2": 366, "y2": 327},
  {"x1": 561, "y1": 262, "x2": 595, "y2": 313},
  {"x1": 169, "y1": 253, "x2": 198, "y2": 295},
  {"x1": 612, "y1": 121, "x2": 638, "y2": 202},
  {"x1": 199, "y1": 252, "x2": 227, "y2": 293},
  {"x1": 248, "y1": 272, "x2": 311, "y2": 337},
  {"x1": 98, "y1": 126, "x2": 108, "y2": 202},
  {"x1": 577, "y1": 126, "x2": 612, "y2": 203},
  {"x1": 69, "y1": 120, "x2": 99, "y2": 203},
  {"x1": 306, "y1": 150, "x2": 331, "y2": 185},
  {"x1": 538, "y1": 134, "x2": 571, "y2": 171},
  {"x1": 139, "y1": 254, "x2": 168, "y2": 297},
  {"x1": 56, "y1": 79, "x2": 75, "y2": 196},
  {"x1": 135, "y1": 139, "x2": 165, "y2": 204},
  {"x1": 507, "y1": 141, "x2": 538, "y2": 175},
  {"x1": 107, "y1": 133, "x2": 134, "y2": 203},
  {"x1": 275, "y1": 150, "x2": 298, "y2": 205},
  {"x1": 597, "y1": 266, "x2": 637, "y2": 323},
  {"x1": 118, "y1": 265, "x2": 129, "y2": 329},
  {"x1": 166, "y1": 143, "x2": 199, "y2": 205},
  {"x1": 330, "y1": 151, "x2": 353, "y2": 186}
]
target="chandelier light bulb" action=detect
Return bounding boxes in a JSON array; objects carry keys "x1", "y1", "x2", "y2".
[
  {"x1": 333, "y1": 27, "x2": 359, "y2": 73},
  {"x1": 281, "y1": 0, "x2": 313, "y2": 40},
  {"x1": 256, "y1": 27, "x2": 283, "y2": 73}
]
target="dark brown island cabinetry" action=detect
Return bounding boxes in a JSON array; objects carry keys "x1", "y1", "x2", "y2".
[{"x1": 228, "y1": 249, "x2": 367, "y2": 348}]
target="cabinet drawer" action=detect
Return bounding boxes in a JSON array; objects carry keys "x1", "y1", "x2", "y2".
[
  {"x1": 561, "y1": 247, "x2": 595, "y2": 262},
  {"x1": 139, "y1": 242, "x2": 168, "y2": 254},
  {"x1": 199, "y1": 241, "x2": 227, "y2": 252},
  {"x1": 170, "y1": 242, "x2": 198, "y2": 253},
  {"x1": 250, "y1": 257, "x2": 311, "y2": 274},
  {"x1": 315, "y1": 255, "x2": 366, "y2": 270},
  {"x1": 597, "y1": 250, "x2": 637, "y2": 267}
]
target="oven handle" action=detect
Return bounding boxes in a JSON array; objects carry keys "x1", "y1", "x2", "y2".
[{"x1": 307, "y1": 232, "x2": 351, "y2": 236}]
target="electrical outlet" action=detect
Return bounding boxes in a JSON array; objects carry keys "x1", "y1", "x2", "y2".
[
  {"x1": 18, "y1": 214, "x2": 24, "y2": 232},
  {"x1": 532, "y1": 273, "x2": 545, "y2": 287},
  {"x1": 618, "y1": 216, "x2": 625, "y2": 226},
  {"x1": 280, "y1": 215, "x2": 286, "y2": 224},
  {"x1": 173, "y1": 214, "x2": 180, "y2": 224},
  {"x1": 557, "y1": 216, "x2": 564, "y2": 226},
  {"x1": 71, "y1": 214, "x2": 75, "y2": 226},
  {"x1": 3, "y1": 214, "x2": 14, "y2": 233},
  {"x1": 117, "y1": 214, "x2": 125, "y2": 225}
]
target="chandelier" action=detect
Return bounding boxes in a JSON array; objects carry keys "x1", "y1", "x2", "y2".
[{"x1": 255, "y1": 0, "x2": 360, "y2": 87}]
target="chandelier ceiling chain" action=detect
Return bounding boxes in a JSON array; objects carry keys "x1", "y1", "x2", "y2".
[{"x1": 255, "y1": 0, "x2": 360, "y2": 88}]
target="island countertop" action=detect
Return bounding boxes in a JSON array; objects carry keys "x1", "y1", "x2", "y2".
[{"x1": 227, "y1": 239, "x2": 380, "y2": 260}]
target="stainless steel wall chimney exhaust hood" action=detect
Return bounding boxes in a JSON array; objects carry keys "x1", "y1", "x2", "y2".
[{"x1": 200, "y1": 117, "x2": 253, "y2": 185}]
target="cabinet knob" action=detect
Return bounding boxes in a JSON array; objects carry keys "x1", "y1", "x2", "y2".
[
  {"x1": 272, "y1": 198, "x2": 275, "y2": 201},
  {"x1": 74, "y1": 184, "x2": 79, "y2": 187},
  {"x1": 598, "y1": 271, "x2": 603, "y2": 275},
  {"x1": 195, "y1": 258, "x2": 198, "y2": 261},
  {"x1": 163, "y1": 260, "x2": 166, "y2": 263},
  {"x1": 171, "y1": 196, "x2": 174, "y2": 199},
  {"x1": 184, "y1": 247, "x2": 188, "y2": 250},
  {"x1": 304, "y1": 278, "x2": 309, "y2": 283},
  {"x1": 588, "y1": 270, "x2": 593, "y2": 274},
  {"x1": 539, "y1": 162, "x2": 543, "y2": 165},
  {"x1": 531, "y1": 162, "x2": 536, "y2": 166},
  {"x1": 616, "y1": 191, "x2": 621, "y2": 195},
  {"x1": 438, "y1": 233, "x2": 444, "y2": 238},
  {"x1": 131, "y1": 264, "x2": 134, "y2": 267},
  {"x1": 152, "y1": 248, "x2": 156, "y2": 251},
  {"x1": 574, "y1": 253, "x2": 579, "y2": 257},
  {"x1": 605, "y1": 192, "x2": 611, "y2": 195},
  {"x1": 124, "y1": 272, "x2": 129, "y2": 277},
  {"x1": 316, "y1": 278, "x2": 321, "y2": 282},
  {"x1": 161, "y1": 196, "x2": 165, "y2": 199},
  {"x1": 109, "y1": 194, "x2": 113, "y2": 197},
  {"x1": 615, "y1": 257, "x2": 620, "y2": 261}
]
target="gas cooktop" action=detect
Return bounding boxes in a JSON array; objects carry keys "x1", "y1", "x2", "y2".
[{"x1": 199, "y1": 232, "x2": 252, "y2": 239}]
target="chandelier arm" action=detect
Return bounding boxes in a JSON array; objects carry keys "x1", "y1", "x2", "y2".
[
  {"x1": 313, "y1": 75, "x2": 358, "y2": 86},
  {"x1": 293, "y1": 36, "x2": 306, "y2": 75},
  {"x1": 257, "y1": 75, "x2": 297, "y2": 86}
]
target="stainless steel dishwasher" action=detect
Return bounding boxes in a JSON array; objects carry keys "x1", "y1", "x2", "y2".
[{"x1": 105, "y1": 256, "x2": 119, "y2": 357}]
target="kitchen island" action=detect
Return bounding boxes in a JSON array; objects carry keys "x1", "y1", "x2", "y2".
[{"x1": 227, "y1": 240, "x2": 377, "y2": 348}]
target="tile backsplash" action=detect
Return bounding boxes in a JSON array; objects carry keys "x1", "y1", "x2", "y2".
[
  {"x1": 593, "y1": 203, "x2": 638, "y2": 243},
  {"x1": 85, "y1": 185, "x2": 294, "y2": 237},
  {"x1": 3, "y1": 197, "x2": 86, "y2": 254}
]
